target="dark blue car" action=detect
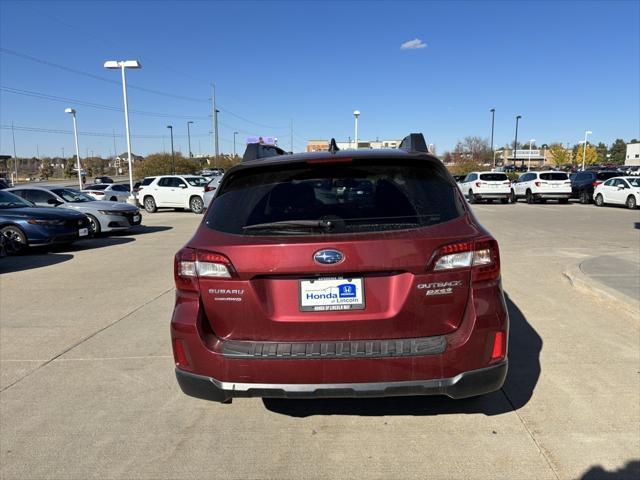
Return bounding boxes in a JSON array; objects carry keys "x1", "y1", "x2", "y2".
[{"x1": 0, "y1": 190, "x2": 91, "y2": 254}]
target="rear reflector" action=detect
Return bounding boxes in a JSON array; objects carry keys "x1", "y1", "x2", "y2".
[
  {"x1": 491, "y1": 331, "x2": 506, "y2": 361},
  {"x1": 172, "y1": 339, "x2": 190, "y2": 367}
]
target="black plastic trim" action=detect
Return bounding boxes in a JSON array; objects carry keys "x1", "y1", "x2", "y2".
[
  {"x1": 175, "y1": 360, "x2": 508, "y2": 403},
  {"x1": 220, "y1": 335, "x2": 446, "y2": 359}
]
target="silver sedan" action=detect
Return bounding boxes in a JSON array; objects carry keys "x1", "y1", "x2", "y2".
[{"x1": 7, "y1": 186, "x2": 141, "y2": 235}]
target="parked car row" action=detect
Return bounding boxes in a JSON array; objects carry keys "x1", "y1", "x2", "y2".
[
  {"x1": 455, "y1": 170, "x2": 637, "y2": 209},
  {"x1": 1, "y1": 186, "x2": 142, "y2": 254}
]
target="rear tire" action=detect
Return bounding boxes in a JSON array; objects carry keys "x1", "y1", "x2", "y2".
[
  {"x1": 595, "y1": 194, "x2": 604, "y2": 207},
  {"x1": 86, "y1": 214, "x2": 101, "y2": 235},
  {"x1": 579, "y1": 190, "x2": 591, "y2": 204},
  {"x1": 627, "y1": 195, "x2": 637, "y2": 209},
  {"x1": 468, "y1": 190, "x2": 476, "y2": 204},
  {"x1": 526, "y1": 190, "x2": 534, "y2": 204},
  {"x1": 1, "y1": 226, "x2": 27, "y2": 254},
  {"x1": 143, "y1": 196, "x2": 157, "y2": 213},
  {"x1": 190, "y1": 196, "x2": 204, "y2": 214},
  {"x1": 510, "y1": 190, "x2": 517, "y2": 203}
]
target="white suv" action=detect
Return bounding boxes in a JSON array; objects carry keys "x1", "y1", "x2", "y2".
[
  {"x1": 459, "y1": 172, "x2": 511, "y2": 204},
  {"x1": 512, "y1": 171, "x2": 571, "y2": 204},
  {"x1": 140, "y1": 175, "x2": 208, "y2": 214}
]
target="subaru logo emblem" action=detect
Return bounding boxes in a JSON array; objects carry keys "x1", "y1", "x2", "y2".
[{"x1": 313, "y1": 249, "x2": 344, "y2": 265}]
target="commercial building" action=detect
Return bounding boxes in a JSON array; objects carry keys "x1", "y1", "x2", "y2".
[
  {"x1": 306, "y1": 139, "x2": 402, "y2": 152},
  {"x1": 625, "y1": 143, "x2": 640, "y2": 166}
]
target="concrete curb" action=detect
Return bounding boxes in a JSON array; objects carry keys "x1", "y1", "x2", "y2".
[{"x1": 563, "y1": 263, "x2": 639, "y2": 318}]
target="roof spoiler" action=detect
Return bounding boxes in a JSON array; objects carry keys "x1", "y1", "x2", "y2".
[
  {"x1": 242, "y1": 143, "x2": 288, "y2": 162},
  {"x1": 399, "y1": 133, "x2": 429, "y2": 153}
]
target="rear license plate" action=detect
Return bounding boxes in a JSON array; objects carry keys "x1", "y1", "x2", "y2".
[
  {"x1": 79, "y1": 228, "x2": 88, "y2": 237},
  {"x1": 133, "y1": 215, "x2": 141, "y2": 223},
  {"x1": 299, "y1": 277, "x2": 365, "y2": 311}
]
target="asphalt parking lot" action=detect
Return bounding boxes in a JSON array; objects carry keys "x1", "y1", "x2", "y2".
[{"x1": 1, "y1": 203, "x2": 639, "y2": 480}]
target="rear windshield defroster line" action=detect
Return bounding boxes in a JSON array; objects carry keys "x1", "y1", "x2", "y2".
[{"x1": 204, "y1": 160, "x2": 463, "y2": 236}]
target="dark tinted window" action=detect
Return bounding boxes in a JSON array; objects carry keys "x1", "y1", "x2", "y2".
[
  {"x1": 206, "y1": 160, "x2": 463, "y2": 236},
  {"x1": 158, "y1": 177, "x2": 173, "y2": 187},
  {"x1": 596, "y1": 171, "x2": 619, "y2": 181},
  {"x1": 112, "y1": 184, "x2": 129, "y2": 192},
  {"x1": 479, "y1": 173, "x2": 508, "y2": 181},
  {"x1": 540, "y1": 173, "x2": 568, "y2": 181},
  {"x1": 142, "y1": 177, "x2": 155, "y2": 186},
  {"x1": 25, "y1": 189, "x2": 55, "y2": 204},
  {"x1": 86, "y1": 184, "x2": 109, "y2": 190}
]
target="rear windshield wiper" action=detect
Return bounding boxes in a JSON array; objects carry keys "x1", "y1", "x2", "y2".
[{"x1": 242, "y1": 219, "x2": 335, "y2": 232}]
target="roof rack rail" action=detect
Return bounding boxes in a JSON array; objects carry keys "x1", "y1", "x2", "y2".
[
  {"x1": 399, "y1": 133, "x2": 429, "y2": 153},
  {"x1": 242, "y1": 143, "x2": 288, "y2": 162}
]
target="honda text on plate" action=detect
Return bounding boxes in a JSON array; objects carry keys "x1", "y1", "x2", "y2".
[{"x1": 171, "y1": 134, "x2": 509, "y2": 403}]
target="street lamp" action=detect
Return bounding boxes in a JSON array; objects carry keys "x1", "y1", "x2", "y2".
[
  {"x1": 233, "y1": 131, "x2": 238, "y2": 157},
  {"x1": 187, "y1": 121, "x2": 194, "y2": 158},
  {"x1": 353, "y1": 110, "x2": 360, "y2": 149},
  {"x1": 514, "y1": 115, "x2": 522, "y2": 167},
  {"x1": 104, "y1": 59, "x2": 141, "y2": 204},
  {"x1": 582, "y1": 130, "x2": 592, "y2": 171},
  {"x1": 490, "y1": 108, "x2": 495, "y2": 164},
  {"x1": 64, "y1": 108, "x2": 83, "y2": 190},
  {"x1": 167, "y1": 125, "x2": 175, "y2": 174},
  {"x1": 528, "y1": 139, "x2": 536, "y2": 171}
]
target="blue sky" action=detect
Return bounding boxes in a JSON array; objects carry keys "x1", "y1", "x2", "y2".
[{"x1": 1, "y1": 0, "x2": 639, "y2": 158}]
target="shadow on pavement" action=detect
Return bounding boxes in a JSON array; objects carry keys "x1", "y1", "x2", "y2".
[
  {"x1": 51, "y1": 236, "x2": 135, "y2": 252},
  {"x1": 0, "y1": 252, "x2": 74, "y2": 274},
  {"x1": 263, "y1": 292, "x2": 541, "y2": 417},
  {"x1": 579, "y1": 460, "x2": 640, "y2": 479},
  {"x1": 115, "y1": 225, "x2": 173, "y2": 236}
]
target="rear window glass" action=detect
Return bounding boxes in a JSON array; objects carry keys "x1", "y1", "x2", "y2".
[
  {"x1": 205, "y1": 160, "x2": 463, "y2": 236},
  {"x1": 86, "y1": 184, "x2": 108, "y2": 190},
  {"x1": 141, "y1": 177, "x2": 155, "y2": 186},
  {"x1": 540, "y1": 173, "x2": 568, "y2": 181},
  {"x1": 185, "y1": 177, "x2": 208, "y2": 187},
  {"x1": 479, "y1": 173, "x2": 508, "y2": 181},
  {"x1": 596, "y1": 171, "x2": 619, "y2": 181}
]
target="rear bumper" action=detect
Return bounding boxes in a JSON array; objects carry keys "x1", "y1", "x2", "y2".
[
  {"x1": 533, "y1": 192, "x2": 571, "y2": 199},
  {"x1": 472, "y1": 192, "x2": 510, "y2": 199},
  {"x1": 175, "y1": 360, "x2": 508, "y2": 403}
]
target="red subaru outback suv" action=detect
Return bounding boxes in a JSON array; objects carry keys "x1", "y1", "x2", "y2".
[{"x1": 171, "y1": 134, "x2": 508, "y2": 403}]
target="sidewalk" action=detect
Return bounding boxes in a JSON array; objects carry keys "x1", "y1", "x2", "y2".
[{"x1": 565, "y1": 253, "x2": 639, "y2": 316}]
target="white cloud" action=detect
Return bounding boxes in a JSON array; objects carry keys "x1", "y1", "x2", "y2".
[{"x1": 400, "y1": 38, "x2": 427, "y2": 50}]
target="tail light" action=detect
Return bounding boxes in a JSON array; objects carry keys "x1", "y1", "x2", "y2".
[
  {"x1": 428, "y1": 238, "x2": 500, "y2": 282},
  {"x1": 592, "y1": 181, "x2": 601, "y2": 187},
  {"x1": 490, "y1": 331, "x2": 506, "y2": 362},
  {"x1": 204, "y1": 185, "x2": 216, "y2": 193},
  {"x1": 475, "y1": 182, "x2": 484, "y2": 187},
  {"x1": 534, "y1": 181, "x2": 542, "y2": 187},
  {"x1": 174, "y1": 247, "x2": 235, "y2": 292}
]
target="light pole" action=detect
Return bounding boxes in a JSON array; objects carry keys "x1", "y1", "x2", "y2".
[
  {"x1": 64, "y1": 108, "x2": 83, "y2": 190},
  {"x1": 233, "y1": 131, "x2": 238, "y2": 157},
  {"x1": 187, "y1": 121, "x2": 194, "y2": 158},
  {"x1": 104, "y1": 59, "x2": 141, "y2": 204},
  {"x1": 167, "y1": 125, "x2": 175, "y2": 174},
  {"x1": 353, "y1": 110, "x2": 360, "y2": 149},
  {"x1": 514, "y1": 115, "x2": 522, "y2": 167},
  {"x1": 490, "y1": 108, "x2": 495, "y2": 164},
  {"x1": 528, "y1": 139, "x2": 536, "y2": 171},
  {"x1": 582, "y1": 130, "x2": 592, "y2": 170}
]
